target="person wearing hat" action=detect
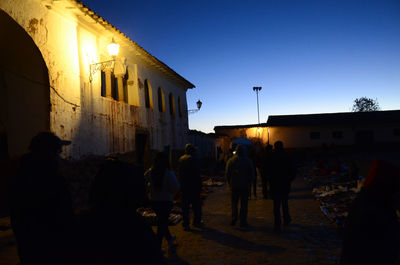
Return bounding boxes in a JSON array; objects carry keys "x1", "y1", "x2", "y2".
[
  {"x1": 9, "y1": 132, "x2": 74, "y2": 265},
  {"x1": 177, "y1": 143, "x2": 204, "y2": 231}
]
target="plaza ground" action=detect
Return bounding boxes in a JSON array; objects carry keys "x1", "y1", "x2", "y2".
[
  {"x1": 0, "y1": 174, "x2": 343, "y2": 265},
  {"x1": 163, "y1": 175, "x2": 342, "y2": 265}
]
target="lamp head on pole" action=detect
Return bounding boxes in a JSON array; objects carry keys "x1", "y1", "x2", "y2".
[
  {"x1": 253, "y1": 86, "x2": 262, "y2": 92},
  {"x1": 196, "y1": 99, "x2": 202, "y2": 110},
  {"x1": 107, "y1": 38, "x2": 120, "y2": 57}
]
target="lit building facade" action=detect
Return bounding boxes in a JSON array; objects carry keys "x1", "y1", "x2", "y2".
[{"x1": 0, "y1": 0, "x2": 195, "y2": 161}]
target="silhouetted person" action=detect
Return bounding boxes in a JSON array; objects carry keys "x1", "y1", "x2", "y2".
[
  {"x1": 340, "y1": 159, "x2": 400, "y2": 265},
  {"x1": 86, "y1": 156, "x2": 166, "y2": 265},
  {"x1": 9, "y1": 132, "x2": 73, "y2": 265},
  {"x1": 269, "y1": 141, "x2": 296, "y2": 232},
  {"x1": 260, "y1": 144, "x2": 273, "y2": 199},
  {"x1": 145, "y1": 151, "x2": 180, "y2": 252},
  {"x1": 349, "y1": 161, "x2": 359, "y2": 181},
  {"x1": 177, "y1": 143, "x2": 203, "y2": 231},
  {"x1": 248, "y1": 146, "x2": 258, "y2": 199},
  {"x1": 226, "y1": 144, "x2": 255, "y2": 227}
]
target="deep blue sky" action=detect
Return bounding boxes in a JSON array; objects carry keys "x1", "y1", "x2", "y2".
[{"x1": 82, "y1": 0, "x2": 400, "y2": 133}]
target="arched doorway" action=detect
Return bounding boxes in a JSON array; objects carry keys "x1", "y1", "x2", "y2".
[
  {"x1": 0, "y1": 10, "x2": 50, "y2": 159},
  {"x1": 0, "y1": 10, "x2": 50, "y2": 216}
]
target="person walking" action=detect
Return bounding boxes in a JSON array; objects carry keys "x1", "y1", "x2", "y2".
[
  {"x1": 248, "y1": 146, "x2": 258, "y2": 199},
  {"x1": 177, "y1": 143, "x2": 204, "y2": 231},
  {"x1": 269, "y1": 141, "x2": 296, "y2": 233},
  {"x1": 225, "y1": 144, "x2": 255, "y2": 227},
  {"x1": 9, "y1": 132, "x2": 74, "y2": 265},
  {"x1": 145, "y1": 152, "x2": 180, "y2": 252},
  {"x1": 87, "y1": 157, "x2": 166, "y2": 265},
  {"x1": 260, "y1": 144, "x2": 273, "y2": 199}
]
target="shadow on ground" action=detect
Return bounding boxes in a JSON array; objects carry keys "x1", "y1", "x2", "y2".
[
  {"x1": 288, "y1": 194, "x2": 315, "y2": 200},
  {"x1": 190, "y1": 227, "x2": 286, "y2": 254},
  {"x1": 167, "y1": 245, "x2": 190, "y2": 265}
]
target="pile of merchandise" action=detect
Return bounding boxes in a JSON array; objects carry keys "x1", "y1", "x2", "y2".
[
  {"x1": 303, "y1": 161, "x2": 362, "y2": 232},
  {"x1": 313, "y1": 184, "x2": 360, "y2": 230},
  {"x1": 137, "y1": 206, "x2": 183, "y2": 226},
  {"x1": 201, "y1": 175, "x2": 225, "y2": 187}
]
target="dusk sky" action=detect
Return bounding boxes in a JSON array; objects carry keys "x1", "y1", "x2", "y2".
[{"x1": 82, "y1": 0, "x2": 400, "y2": 133}]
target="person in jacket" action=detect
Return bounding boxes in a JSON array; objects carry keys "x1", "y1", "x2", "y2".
[
  {"x1": 340, "y1": 159, "x2": 400, "y2": 265},
  {"x1": 248, "y1": 146, "x2": 258, "y2": 199},
  {"x1": 177, "y1": 143, "x2": 203, "y2": 231},
  {"x1": 269, "y1": 141, "x2": 296, "y2": 233},
  {"x1": 225, "y1": 144, "x2": 255, "y2": 227},
  {"x1": 85, "y1": 156, "x2": 166, "y2": 265},
  {"x1": 260, "y1": 144, "x2": 273, "y2": 199},
  {"x1": 145, "y1": 151, "x2": 180, "y2": 250},
  {"x1": 9, "y1": 132, "x2": 74, "y2": 265}
]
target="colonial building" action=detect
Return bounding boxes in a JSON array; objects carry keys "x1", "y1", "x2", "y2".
[
  {"x1": 0, "y1": 0, "x2": 195, "y2": 163},
  {"x1": 214, "y1": 110, "x2": 400, "y2": 153}
]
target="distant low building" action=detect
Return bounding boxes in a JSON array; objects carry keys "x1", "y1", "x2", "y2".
[{"x1": 214, "y1": 110, "x2": 400, "y2": 152}]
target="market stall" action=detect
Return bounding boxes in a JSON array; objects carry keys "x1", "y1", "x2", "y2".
[{"x1": 302, "y1": 160, "x2": 362, "y2": 232}]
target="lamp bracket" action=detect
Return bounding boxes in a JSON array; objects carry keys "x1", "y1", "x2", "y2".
[
  {"x1": 188, "y1": 109, "x2": 200, "y2": 114},
  {"x1": 89, "y1": 59, "x2": 115, "y2": 82}
]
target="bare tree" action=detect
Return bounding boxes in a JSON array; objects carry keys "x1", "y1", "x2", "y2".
[{"x1": 352, "y1": 97, "x2": 380, "y2": 112}]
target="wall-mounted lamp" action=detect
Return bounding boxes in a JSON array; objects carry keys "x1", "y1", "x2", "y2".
[
  {"x1": 188, "y1": 99, "x2": 202, "y2": 114},
  {"x1": 89, "y1": 38, "x2": 120, "y2": 82}
]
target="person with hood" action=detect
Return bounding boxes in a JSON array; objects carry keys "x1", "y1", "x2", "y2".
[
  {"x1": 340, "y1": 159, "x2": 400, "y2": 265},
  {"x1": 9, "y1": 132, "x2": 74, "y2": 265},
  {"x1": 145, "y1": 152, "x2": 180, "y2": 251},
  {"x1": 177, "y1": 143, "x2": 203, "y2": 231},
  {"x1": 85, "y1": 156, "x2": 166, "y2": 265},
  {"x1": 225, "y1": 144, "x2": 255, "y2": 227},
  {"x1": 269, "y1": 141, "x2": 296, "y2": 233}
]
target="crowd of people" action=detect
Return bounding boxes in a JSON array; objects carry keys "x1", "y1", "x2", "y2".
[
  {"x1": 225, "y1": 140, "x2": 296, "y2": 232},
  {"x1": 8, "y1": 131, "x2": 400, "y2": 265},
  {"x1": 8, "y1": 132, "x2": 207, "y2": 264}
]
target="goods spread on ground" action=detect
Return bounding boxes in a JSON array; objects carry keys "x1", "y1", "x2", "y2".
[
  {"x1": 137, "y1": 206, "x2": 183, "y2": 226},
  {"x1": 201, "y1": 175, "x2": 225, "y2": 187},
  {"x1": 302, "y1": 160, "x2": 362, "y2": 232}
]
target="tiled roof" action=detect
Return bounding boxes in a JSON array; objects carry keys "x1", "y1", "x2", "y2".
[
  {"x1": 214, "y1": 123, "x2": 268, "y2": 131},
  {"x1": 74, "y1": 1, "x2": 195, "y2": 88},
  {"x1": 213, "y1": 110, "x2": 400, "y2": 132},
  {"x1": 267, "y1": 110, "x2": 400, "y2": 126}
]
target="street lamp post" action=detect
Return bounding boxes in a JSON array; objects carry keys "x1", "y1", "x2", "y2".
[{"x1": 253, "y1": 86, "x2": 262, "y2": 124}]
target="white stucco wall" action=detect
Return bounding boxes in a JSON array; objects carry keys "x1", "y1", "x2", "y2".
[{"x1": 1, "y1": 0, "x2": 191, "y2": 159}]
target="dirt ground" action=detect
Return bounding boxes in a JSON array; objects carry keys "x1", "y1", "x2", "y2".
[
  {"x1": 0, "y1": 175, "x2": 343, "y2": 265},
  {"x1": 162, "y1": 176, "x2": 342, "y2": 265}
]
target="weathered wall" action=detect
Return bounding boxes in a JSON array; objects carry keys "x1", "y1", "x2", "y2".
[{"x1": 0, "y1": 0, "x2": 190, "y2": 159}]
